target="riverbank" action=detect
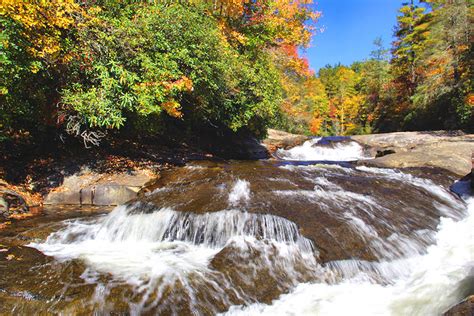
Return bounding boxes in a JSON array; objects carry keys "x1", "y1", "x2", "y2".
[{"x1": 1, "y1": 129, "x2": 473, "y2": 225}]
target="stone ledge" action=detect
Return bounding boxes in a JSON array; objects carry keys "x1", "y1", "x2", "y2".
[{"x1": 44, "y1": 169, "x2": 155, "y2": 206}]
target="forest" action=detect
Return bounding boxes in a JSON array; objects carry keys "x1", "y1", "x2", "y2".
[
  {"x1": 279, "y1": 0, "x2": 473, "y2": 136},
  {"x1": 0, "y1": 0, "x2": 472, "y2": 148}
]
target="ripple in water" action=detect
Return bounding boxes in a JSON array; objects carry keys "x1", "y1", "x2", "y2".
[
  {"x1": 26, "y1": 140, "x2": 472, "y2": 315},
  {"x1": 224, "y1": 196, "x2": 474, "y2": 316}
]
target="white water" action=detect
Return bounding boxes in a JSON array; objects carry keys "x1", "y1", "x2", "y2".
[
  {"x1": 225, "y1": 197, "x2": 474, "y2": 316},
  {"x1": 228, "y1": 179, "x2": 251, "y2": 206},
  {"x1": 276, "y1": 137, "x2": 369, "y2": 161},
  {"x1": 32, "y1": 205, "x2": 315, "y2": 276},
  {"x1": 28, "y1": 138, "x2": 473, "y2": 315},
  {"x1": 30, "y1": 201, "x2": 319, "y2": 311}
]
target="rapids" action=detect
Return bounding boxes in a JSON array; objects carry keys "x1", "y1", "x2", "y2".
[{"x1": 1, "y1": 137, "x2": 472, "y2": 315}]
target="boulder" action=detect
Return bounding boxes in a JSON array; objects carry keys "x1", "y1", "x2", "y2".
[
  {"x1": 0, "y1": 180, "x2": 42, "y2": 220},
  {"x1": 352, "y1": 131, "x2": 474, "y2": 176},
  {"x1": 444, "y1": 295, "x2": 474, "y2": 316},
  {"x1": 44, "y1": 168, "x2": 155, "y2": 206},
  {"x1": 263, "y1": 129, "x2": 309, "y2": 153}
]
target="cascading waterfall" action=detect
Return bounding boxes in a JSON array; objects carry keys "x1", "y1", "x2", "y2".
[
  {"x1": 225, "y1": 194, "x2": 474, "y2": 316},
  {"x1": 25, "y1": 137, "x2": 472, "y2": 315},
  {"x1": 276, "y1": 137, "x2": 370, "y2": 161},
  {"x1": 30, "y1": 195, "x2": 321, "y2": 313}
]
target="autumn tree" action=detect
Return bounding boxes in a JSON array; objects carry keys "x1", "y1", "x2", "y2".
[
  {"x1": 411, "y1": 0, "x2": 473, "y2": 129},
  {"x1": 374, "y1": 0, "x2": 472, "y2": 131},
  {"x1": 0, "y1": 0, "x2": 94, "y2": 139},
  {"x1": 358, "y1": 38, "x2": 391, "y2": 130}
]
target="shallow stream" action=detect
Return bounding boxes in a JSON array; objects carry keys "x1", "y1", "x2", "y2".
[{"x1": 0, "y1": 138, "x2": 472, "y2": 315}]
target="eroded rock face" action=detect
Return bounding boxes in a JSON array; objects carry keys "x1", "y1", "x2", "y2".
[
  {"x1": 44, "y1": 168, "x2": 155, "y2": 206},
  {"x1": 352, "y1": 131, "x2": 474, "y2": 176}
]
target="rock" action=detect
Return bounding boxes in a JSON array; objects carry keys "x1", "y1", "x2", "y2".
[
  {"x1": 91, "y1": 185, "x2": 140, "y2": 206},
  {"x1": 0, "y1": 181, "x2": 41, "y2": 220},
  {"x1": 471, "y1": 153, "x2": 474, "y2": 190},
  {"x1": 263, "y1": 129, "x2": 309, "y2": 153},
  {"x1": 0, "y1": 196, "x2": 9, "y2": 217},
  {"x1": 142, "y1": 160, "x2": 462, "y2": 263},
  {"x1": 444, "y1": 295, "x2": 474, "y2": 316},
  {"x1": 352, "y1": 131, "x2": 474, "y2": 176},
  {"x1": 44, "y1": 168, "x2": 155, "y2": 206}
]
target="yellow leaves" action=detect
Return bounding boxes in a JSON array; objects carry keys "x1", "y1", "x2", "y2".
[
  {"x1": 135, "y1": 75, "x2": 191, "y2": 118},
  {"x1": 161, "y1": 100, "x2": 183, "y2": 118},
  {"x1": 217, "y1": 21, "x2": 248, "y2": 49},
  {"x1": 207, "y1": 0, "x2": 319, "y2": 47},
  {"x1": 29, "y1": 63, "x2": 40, "y2": 74},
  {"x1": 0, "y1": 0, "x2": 95, "y2": 63}
]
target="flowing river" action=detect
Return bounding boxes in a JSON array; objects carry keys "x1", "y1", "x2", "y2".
[{"x1": 0, "y1": 138, "x2": 472, "y2": 315}]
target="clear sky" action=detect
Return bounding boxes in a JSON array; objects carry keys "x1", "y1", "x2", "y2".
[{"x1": 305, "y1": 0, "x2": 404, "y2": 72}]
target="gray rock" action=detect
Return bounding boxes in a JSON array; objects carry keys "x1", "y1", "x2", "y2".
[
  {"x1": 352, "y1": 131, "x2": 474, "y2": 176},
  {"x1": 471, "y1": 153, "x2": 474, "y2": 189},
  {"x1": 44, "y1": 169, "x2": 155, "y2": 206},
  {"x1": 91, "y1": 184, "x2": 140, "y2": 206},
  {"x1": 0, "y1": 196, "x2": 9, "y2": 217}
]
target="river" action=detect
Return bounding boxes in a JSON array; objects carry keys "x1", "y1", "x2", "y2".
[{"x1": 0, "y1": 138, "x2": 472, "y2": 315}]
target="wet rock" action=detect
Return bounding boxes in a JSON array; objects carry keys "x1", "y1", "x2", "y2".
[
  {"x1": 263, "y1": 129, "x2": 309, "y2": 153},
  {"x1": 352, "y1": 131, "x2": 474, "y2": 176},
  {"x1": 44, "y1": 168, "x2": 155, "y2": 206},
  {"x1": 315, "y1": 136, "x2": 352, "y2": 147},
  {"x1": 142, "y1": 160, "x2": 464, "y2": 263},
  {"x1": 444, "y1": 295, "x2": 474, "y2": 316}
]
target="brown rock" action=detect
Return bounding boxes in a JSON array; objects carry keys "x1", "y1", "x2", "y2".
[
  {"x1": 444, "y1": 295, "x2": 474, "y2": 316},
  {"x1": 262, "y1": 129, "x2": 309, "y2": 154}
]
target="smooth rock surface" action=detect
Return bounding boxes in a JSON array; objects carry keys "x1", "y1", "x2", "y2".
[
  {"x1": 444, "y1": 295, "x2": 474, "y2": 316},
  {"x1": 44, "y1": 169, "x2": 154, "y2": 206},
  {"x1": 352, "y1": 131, "x2": 474, "y2": 176}
]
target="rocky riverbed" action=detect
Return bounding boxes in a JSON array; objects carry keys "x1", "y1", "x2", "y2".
[{"x1": 0, "y1": 131, "x2": 473, "y2": 315}]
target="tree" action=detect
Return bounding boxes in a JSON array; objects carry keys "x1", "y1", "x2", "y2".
[
  {"x1": 411, "y1": 0, "x2": 473, "y2": 130},
  {"x1": 358, "y1": 38, "x2": 391, "y2": 130}
]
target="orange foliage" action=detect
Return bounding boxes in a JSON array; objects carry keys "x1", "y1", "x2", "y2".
[
  {"x1": 161, "y1": 101, "x2": 183, "y2": 118},
  {"x1": 309, "y1": 117, "x2": 323, "y2": 134}
]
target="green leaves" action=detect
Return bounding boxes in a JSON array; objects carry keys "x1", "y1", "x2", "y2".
[{"x1": 57, "y1": 3, "x2": 282, "y2": 138}]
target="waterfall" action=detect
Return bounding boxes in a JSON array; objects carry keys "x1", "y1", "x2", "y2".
[
  {"x1": 25, "y1": 137, "x2": 472, "y2": 315},
  {"x1": 276, "y1": 137, "x2": 370, "y2": 161},
  {"x1": 225, "y1": 195, "x2": 474, "y2": 316}
]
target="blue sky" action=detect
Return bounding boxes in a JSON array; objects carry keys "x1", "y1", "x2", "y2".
[{"x1": 305, "y1": 0, "x2": 404, "y2": 72}]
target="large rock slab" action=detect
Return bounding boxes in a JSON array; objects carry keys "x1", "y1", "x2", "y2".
[
  {"x1": 44, "y1": 169, "x2": 155, "y2": 206},
  {"x1": 352, "y1": 131, "x2": 474, "y2": 176},
  {"x1": 263, "y1": 129, "x2": 309, "y2": 153}
]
